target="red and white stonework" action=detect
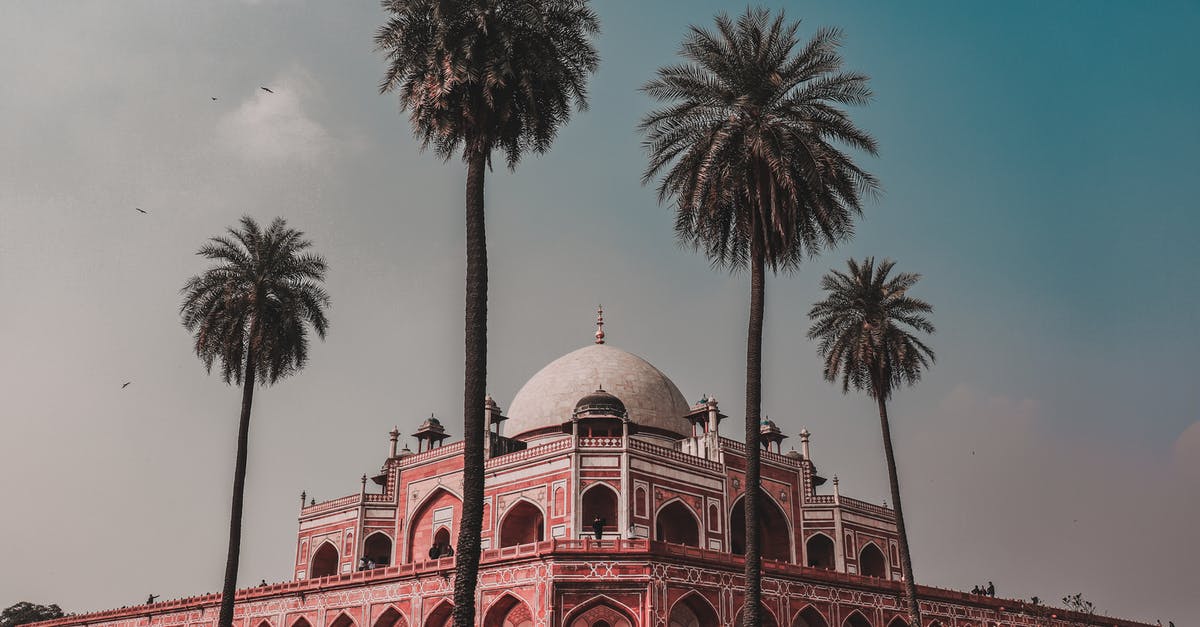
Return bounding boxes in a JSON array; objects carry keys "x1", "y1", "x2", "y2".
[{"x1": 34, "y1": 329, "x2": 1151, "y2": 627}]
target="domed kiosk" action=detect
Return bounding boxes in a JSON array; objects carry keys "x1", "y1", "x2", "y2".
[{"x1": 505, "y1": 343, "x2": 692, "y2": 443}]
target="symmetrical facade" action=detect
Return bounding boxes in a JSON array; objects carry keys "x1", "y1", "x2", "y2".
[{"x1": 34, "y1": 328, "x2": 1151, "y2": 627}]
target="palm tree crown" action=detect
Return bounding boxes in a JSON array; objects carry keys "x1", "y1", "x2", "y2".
[
  {"x1": 808, "y1": 257, "x2": 935, "y2": 399},
  {"x1": 375, "y1": 0, "x2": 600, "y2": 165},
  {"x1": 640, "y1": 7, "x2": 879, "y2": 269},
  {"x1": 180, "y1": 216, "x2": 330, "y2": 385}
]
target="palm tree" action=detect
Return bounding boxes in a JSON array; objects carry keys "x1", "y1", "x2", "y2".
[
  {"x1": 639, "y1": 9, "x2": 877, "y2": 624},
  {"x1": 807, "y1": 257, "x2": 934, "y2": 626},
  {"x1": 180, "y1": 216, "x2": 330, "y2": 627},
  {"x1": 375, "y1": 2, "x2": 598, "y2": 624}
]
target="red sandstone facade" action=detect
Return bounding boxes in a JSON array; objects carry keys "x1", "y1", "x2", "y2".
[{"x1": 33, "y1": 339, "x2": 1153, "y2": 627}]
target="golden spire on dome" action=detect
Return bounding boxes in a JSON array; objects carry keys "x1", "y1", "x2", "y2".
[{"x1": 594, "y1": 305, "x2": 605, "y2": 344}]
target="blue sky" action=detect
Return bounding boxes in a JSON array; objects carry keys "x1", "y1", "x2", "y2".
[{"x1": 0, "y1": 1, "x2": 1196, "y2": 622}]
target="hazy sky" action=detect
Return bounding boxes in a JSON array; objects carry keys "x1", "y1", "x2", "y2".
[{"x1": 1, "y1": 1, "x2": 1197, "y2": 623}]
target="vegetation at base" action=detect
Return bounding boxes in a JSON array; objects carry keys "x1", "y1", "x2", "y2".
[{"x1": 2, "y1": 602, "x2": 64, "y2": 627}]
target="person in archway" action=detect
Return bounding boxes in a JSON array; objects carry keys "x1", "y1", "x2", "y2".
[
  {"x1": 428, "y1": 542, "x2": 441, "y2": 560},
  {"x1": 440, "y1": 543, "x2": 454, "y2": 557},
  {"x1": 592, "y1": 516, "x2": 605, "y2": 540},
  {"x1": 986, "y1": 581, "x2": 995, "y2": 597}
]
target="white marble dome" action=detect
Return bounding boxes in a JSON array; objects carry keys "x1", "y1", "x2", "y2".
[{"x1": 505, "y1": 344, "x2": 692, "y2": 440}]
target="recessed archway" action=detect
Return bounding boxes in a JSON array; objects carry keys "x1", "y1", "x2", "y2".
[
  {"x1": 371, "y1": 606, "x2": 407, "y2": 627},
  {"x1": 792, "y1": 605, "x2": 829, "y2": 627},
  {"x1": 580, "y1": 484, "x2": 619, "y2": 537},
  {"x1": 886, "y1": 617, "x2": 910, "y2": 627},
  {"x1": 806, "y1": 533, "x2": 836, "y2": 569},
  {"x1": 498, "y1": 500, "x2": 545, "y2": 548},
  {"x1": 483, "y1": 593, "x2": 534, "y2": 627},
  {"x1": 309, "y1": 541, "x2": 339, "y2": 578},
  {"x1": 406, "y1": 487, "x2": 462, "y2": 563},
  {"x1": 859, "y1": 542, "x2": 887, "y2": 578},
  {"x1": 327, "y1": 613, "x2": 354, "y2": 627},
  {"x1": 843, "y1": 610, "x2": 872, "y2": 627},
  {"x1": 425, "y1": 600, "x2": 454, "y2": 627},
  {"x1": 730, "y1": 491, "x2": 792, "y2": 562},
  {"x1": 291, "y1": 618, "x2": 312, "y2": 627},
  {"x1": 363, "y1": 532, "x2": 393, "y2": 566},
  {"x1": 565, "y1": 596, "x2": 635, "y2": 627},
  {"x1": 734, "y1": 604, "x2": 779, "y2": 627},
  {"x1": 669, "y1": 592, "x2": 719, "y2": 627},
  {"x1": 655, "y1": 500, "x2": 701, "y2": 547}
]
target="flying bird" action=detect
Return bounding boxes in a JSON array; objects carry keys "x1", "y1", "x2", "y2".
[
  {"x1": 260, "y1": 86, "x2": 274, "y2": 94},
  {"x1": 122, "y1": 382, "x2": 132, "y2": 389},
  {"x1": 135, "y1": 207, "x2": 146, "y2": 214},
  {"x1": 211, "y1": 97, "x2": 218, "y2": 101}
]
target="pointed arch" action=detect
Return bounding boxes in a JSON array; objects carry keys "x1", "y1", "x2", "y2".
[
  {"x1": 327, "y1": 613, "x2": 355, "y2": 627},
  {"x1": 580, "y1": 483, "x2": 619, "y2": 537},
  {"x1": 255, "y1": 620, "x2": 272, "y2": 627},
  {"x1": 927, "y1": 621, "x2": 945, "y2": 627},
  {"x1": 482, "y1": 592, "x2": 533, "y2": 627},
  {"x1": 372, "y1": 606, "x2": 407, "y2": 627},
  {"x1": 498, "y1": 498, "x2": 546, "y2": 547},
  {"x1": 655, "y1": 499, "x2": 701, "y2": 547},
  {"x1": 363, "y1": 531, "x2": 393, "y2": 566},
  {"x1": 668, "y1": 591, "x2": 719, "y2": 627},
  {"x1": 730, "y1": 490, "x2": 793, "y2": 562},
  {"x1": 792, "y1": 605, "x2": 829, "y2": 627},
  {"x1": 805, "y1": 532, "x2": 836, "y2": 570},
  {"x1": 406, "y1": 487, "x2": 462, "y2": 563},
  {"x1": 310, "y1": 540, "x2": 340, "y2": 578},
  {"x1": 842, "y1": 610, "x2": 872, "y2": 627},
  {"x1": 859, "y1": 542, "x2": 887, "y2": 578},
  {"x1": 425, "y1": 600, "x2": 454, "y2": 627},
  {"x1": 563, "y1": 594, "x2": 635, "y2": 627},
  {"x1": 886, "y1": 617, "x2": 910, "y2": 627},
  {"x1": 734, "y1": 603, "x2": 779, "y2": 627},
  {"x1": 291, "y1": 618, "x2": 313, "y2": 627}
]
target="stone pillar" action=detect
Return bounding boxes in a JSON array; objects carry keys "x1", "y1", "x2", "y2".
[{"x1": 800, "y1": 428, "x2": 811, "y2": 460}]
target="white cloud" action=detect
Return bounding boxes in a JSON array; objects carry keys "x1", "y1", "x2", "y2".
[{"x1": 216, "y1": 69, "x2": 332, "y2": 166}]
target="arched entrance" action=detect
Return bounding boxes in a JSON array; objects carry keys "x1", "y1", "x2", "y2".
[
  {"x1": 887, "y1": 617, "x2": 910, "y2": 627},
  {"x1": 792, "y1": 606, "x2": 829, "y2": 627},
  {"x1": 669, "y1": 592, "x2": 719, "y2": 627},
  {"x1": 498, "y1": 501, "x2": 545, "y2": 547},
  {"x1": 580, "y1": 484, "x2": 618, "y2": 537},
  {"x1": 734, "y1": 604, "x2": 779, "y2": 627},
  {"x1": 406, "y1": 488, "x2": 461, "y2": 562},
  {"x1": 328, "y1": 614, "x2": 354, "y2": 627},
  {"x1": 843, "y1": 611, "x2": 872, "y2": 627},
  {"x1": 371, "y1": 607, "x2": 407, "y2": 627},
  {"x1": 806, "y1": 533, "x2": 835, "y2": 569},
  {"x1": 483, "y1": 593, "x2": 534, "y2": 627},
  {"x1": 655, "y1": 500, "x2": 701, "y2": 547},
  {"x1": 859, "y1": 543, "x2": 886, "y2": 578},
  {"x1": 566, "y1": 598, "x2": 635, "y2": 627},
  {"x1": 291, "y1": 619, "x2": 312, "y2": 627},
  {"x1": 363, "y1": 532, "x2": 392, "y2": 566},
  {"x1": 425, "y1": 600, "x2": 453, "y2": 627},
  {"x1": 309, "y1": 541, "x2": 339, "y2": 578},
  {"x1": 730, "y1": 492, "x2": 792, "y2": 562}
]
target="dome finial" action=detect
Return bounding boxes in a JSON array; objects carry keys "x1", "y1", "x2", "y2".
[{"x1": 594, "y1": 304, "x2": 605, "y2": 344}]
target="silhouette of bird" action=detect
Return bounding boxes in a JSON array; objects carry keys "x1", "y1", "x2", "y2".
[
  {"x1": 260, "y1": 86, "x2": 274, "y2": 94},
  {"x1": 135, "y1": 207, "x2": 146, "y2": 214},
  {"x1": 122, "y1": 382, "x2": 131, "y2": 389},
  {"x1": 211, "y1": 97, "x2": 218, "y2": 101}
]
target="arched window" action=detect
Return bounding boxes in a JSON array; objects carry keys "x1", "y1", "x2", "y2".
[
  {"x1": 372, "y1": 607, "x2": 407, "y2": 627},
  {"x1": 655, "y1": 500, "x2": 700, "y2": 547},
  {"x1": 328, "y1": 614, "x2": 354, "y2": 627},
  {"x1": 843, "y1": 611, "x2": 871, "y2": 627},
  {"x1": 433, "y1": 528, "x2": 451, "y2": 552},
  {"x1": 425, "y1": 601, "x2": 453, "y2": 627},
  {"x1": 581, "y1": 484, "x2": 618, "y2": 536},
  {"x1": 791, "y1": 605, "x2": 829, "y2": 627},
  {"x1": 363, "y1": 532, "x2": 393, "y2": 566},
  {"x1": 887, "y1": 617, "x2": 910, "y2": 627},
  {"x1": 482, "y1": 593, "x2": 533, "y2": 627},
  {"x1": 734, "y1": 604, "x2": 779, "y2": 627},
  {"x1": 291, "y1": 618, "x2": 313, "y2": 627},
  {"x1": 806, "y1": 533, "x2": 835, "y2": 569},
  {"x1": 859, "y1": 543, "x2": 887, "y2": 578},
  {"x1": 406, "y1": 488, "x2": 462, "y2": 563},
  {"x1": 566, "y1": 598, "x2": 634, "y2": 627},
  {"x1": 669, "y1": 593, "x2": 719, "y2": 627},
  {"x1": 310, "y1": 541, "x2": 339, "y2": 578},
  {"x1": 498, "y1": 500, "x2": 545, "y2": 548},
  {"x1": 730, "y1": 492, "x2": 791, "y2": 562}
]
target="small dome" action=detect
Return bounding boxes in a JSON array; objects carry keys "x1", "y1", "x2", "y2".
[
  {"x1": 785, "y1": 449, "x2": 802, "y2": 459},
  {"x1": 574, "y1": 388, "x2": 627, "y2": 417}
]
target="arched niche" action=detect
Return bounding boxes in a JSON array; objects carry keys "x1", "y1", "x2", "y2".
[
  {"x1": 669, "y1": 592, "x2": 719, "y2": 627},
  {"x1": 425, "y1": 600, "x2": 453, "y2": 627},
  {"x1": 655, "y1": 500, "x2": 701, "y2": 547},
  {"x1": 859, "y1": 542, "x2": 887, "y2": 578},
  {"x1": 328, "y1": 614, "x2": 354, "y2": 627},
  {"x1": 842, "y1": 611, "x2": 872, "y2": 627},
  {"x1": 406, "y1": 488, "x2": 461, "y2": 563},
  {"x1": 498, "y1": 500, "x2": 545, "y2": 547},
  {"x1": 483, "y1": 593, "x2": 534, "y2": 627},
  {"x1": 565, "y1": 597, "x2": 635, "y2": 627},
  {"x1": 310, "y1": 541, "x2": 339, "y2": 578},
  {"x1": 806, "y1": 533, "x2": 836, "y2": 569},
  {"x1": 363, "y1": 532, "x2": 392, "y2": 566},
  {"x1": 371, "y1": 606, "x2": 407, "y2": 627},
  {"x1": 580, "y1": 484, "x2": 619, "y2": 536},
  {"x1": 730, "y1": 491, "x2": 792, "y2": 562},
  {"x1": 792, "y1": 605, "x2": 830, "y2": 627}
]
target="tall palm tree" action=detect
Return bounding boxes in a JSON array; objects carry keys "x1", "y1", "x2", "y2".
[
  {"x1": 180, "y1": 217, "x2": 330, "y2": 627},
  {"x1": 639, "y1": 9, "x2": 877, "y2": 624},
  {"x1": 807, "y1": 257, "x2": 934, "y2": 626},
  {"x1": 375, "y1": 2, "x2": 598, "y2": 624}
]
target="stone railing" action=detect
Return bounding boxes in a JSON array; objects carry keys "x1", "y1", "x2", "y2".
[
  {"x1": 718, "y1": 437, "x2": 803, "y2": 467},
  {"x1": 578, "y1": 436, "x2": 623, "y2": 448},
  {"x1": 485, "y1": 438, "x2": 571, "y2": 469},
  {"x1": 397, "y1": 440, "x2": 465, "y2": 466},
  {"x1": 805, "y1": 494, "x2": 836, "y2": 505},
  {"x1": 838, "y1": 495, "x2": 894, "y2": 518},
  {"x1": 628, "y1": 438, "x2": 723, "y2": 473},
  {"x1": 301, "y1": 493, "x2": 361, "y2": 515}
]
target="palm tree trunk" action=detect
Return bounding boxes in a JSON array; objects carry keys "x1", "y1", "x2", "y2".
[
  {"x1": 453, "y1": 147, "x2": 488, "y2": 627},
  {"x1": 875, "y1": 393, "x2": 922, "y2": 626},
  {"x1": 742, "y1": 240, "x2": 765, "y2": 627},
  {"x1": 217, "y1": 348, "x2": 256, "y2": 627}
]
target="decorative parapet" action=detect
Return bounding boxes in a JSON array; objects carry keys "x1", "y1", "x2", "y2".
[
  {"x1": 484, "y1": 438, "x2": 571, "y2": 469},
  {"x1": 628, "y1": 438, "x2": 723, "y2": 473},
  {"x1": 719, "y1": 436, "x2": 804, "y2": 467},
  {"x1": 578, "y1": 436, "x2": 623, "y2": 448}
]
